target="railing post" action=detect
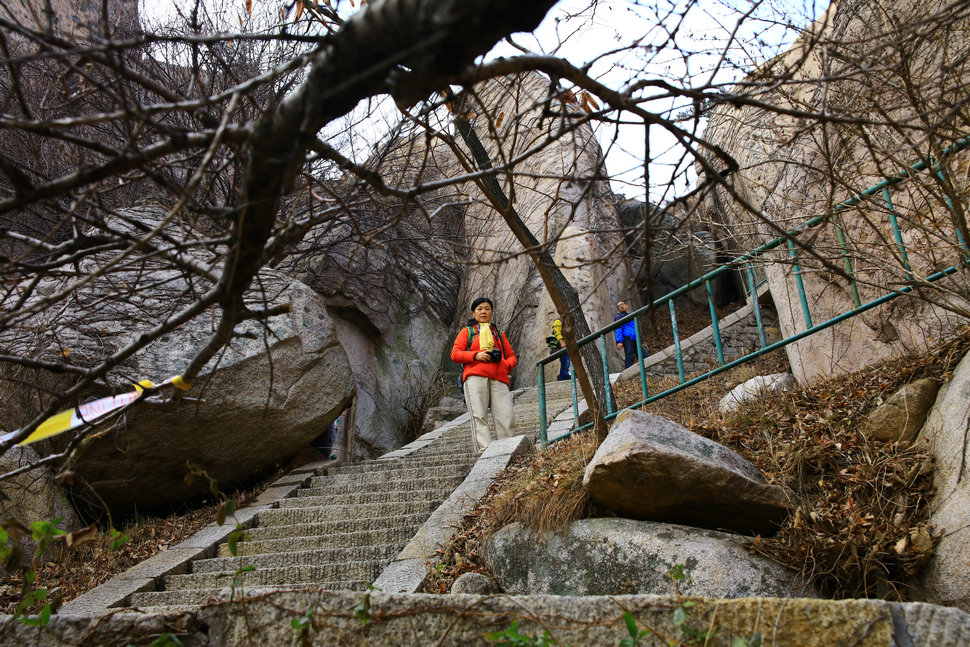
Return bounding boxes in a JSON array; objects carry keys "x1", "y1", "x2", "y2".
[
  {"x1": 934, "y1": 165, "x2": 970, "y2": 261},
  {"x1": 600, "y1": 336, "x2": 613, "y2": 415},
  {"x1": 706, "y1": 279, "x2": 725, "y2": 366},
  {"x1": 883, "y1": 187, "x2": 912, "y2": 281},
  {"x1": 746, "y1": 262, "x2": 767, "y2": 348},
  {"x1": 570, "y1": 362, "x2": 578, "y2": 429},
  {"x1": 787, "y1": 238, "x2": 814, "y2": 330},
  {"x1": 834, "y1": 216, "x2": 862, "y2": 307},
  {"x1": 669, "y1": 300, "x2": 686, "y2": 383},
  {"x1": 538, "y1": 364, "x2": 548, "y2": 449},
  {"x1": 634, "y1": 315, "x2": 648, "y2": 399}
]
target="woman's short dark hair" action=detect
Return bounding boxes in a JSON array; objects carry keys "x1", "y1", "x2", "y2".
[{"x1": 471, "y1": 297, "x2": 493, "y2": 312}]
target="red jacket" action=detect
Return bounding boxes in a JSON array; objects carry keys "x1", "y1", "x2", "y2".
[{"x1": 451, "y1": 324, "x2": 517, "y2": 385}]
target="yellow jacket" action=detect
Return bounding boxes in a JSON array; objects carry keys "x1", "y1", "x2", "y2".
[{"x1": 553, "y1": 319, "x2": 564, "y2": 343}]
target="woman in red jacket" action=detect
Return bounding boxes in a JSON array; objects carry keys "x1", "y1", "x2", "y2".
[{"x1": 451, "y1": 297, "x2": 517, "y2": 452}]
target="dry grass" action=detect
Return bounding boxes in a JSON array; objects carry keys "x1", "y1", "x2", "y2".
[{"x1": 427, "y1": 329, "x2": 970, "y2": 600}]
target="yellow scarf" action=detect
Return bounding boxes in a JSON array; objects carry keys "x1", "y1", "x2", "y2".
[{"x1": 478, "y1": 323, "x2": 495, "y2": 351}]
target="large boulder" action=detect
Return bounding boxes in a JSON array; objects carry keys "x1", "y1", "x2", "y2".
[
  {"x1": 913, "y1": 353, "x2": 970, "y2": 611},
  {"x1": 583, "y1": 409, "x2": 791, "y2": 535},
  {"x1": 698, "y1": 0, "x2": 970, "y2": 385},
  {"x1": 485, "y1": 518, "x2": 812, "y2": 597},
  {"x1": 617, "y1": 199, "x2": 734, "y2": 307},
  {"x1": 65, "y1": 271, "x2": 353, "y2": 512},
  {"x1": 0, "y1": 255, "x2": 355, "y2": 513}
]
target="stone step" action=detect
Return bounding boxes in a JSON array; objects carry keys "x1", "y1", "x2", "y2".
[
  {"x1": 256, "y1": 499, "x2": 442, "y2": 527},
  {"x1": 127, "y1": 583, "x2": 369, "y2": 610},
  {"x1": 219, "y1": 525, "x2": 420, "y2": 557},
  {"x1": 328, "y1": 455, "x2": 473, "y2": 474},
  {"x1": 283, "y1": 487, "x2": 454, "y2": 508},
  {"x1": 196, "y1": 543, "x2": 402, "y2": 573},
  {"x1": 298, "y1": 474, "x2": 466, "y2": 497},
  {"x1": 163, "y1": 560, "x2": 385, "y2": 590},
  {"x1": 408, "y1": 444, "x2": 477, "y2": 458},
  {"x1": 246, "y1": 513, "x2": 429, "y2": 540},
  {"x1": 309, "y1": 463, "x2": 471, "y2": 488}
]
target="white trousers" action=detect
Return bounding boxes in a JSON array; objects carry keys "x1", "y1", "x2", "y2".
[{"x1": 463, "y1": 375, "x2": 514, "y2": 452}]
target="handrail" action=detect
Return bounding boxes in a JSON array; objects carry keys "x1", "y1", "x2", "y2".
[{"x1": 537, "y1": 136, "x2": 970, "y2": 447}]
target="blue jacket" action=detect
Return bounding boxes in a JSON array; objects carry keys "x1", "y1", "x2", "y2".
[{"x1": 614, "y1": 312, "x2": 636, "y2": 342}]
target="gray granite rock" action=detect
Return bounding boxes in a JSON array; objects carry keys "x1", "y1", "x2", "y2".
[
  {"x1": 584, "y1": 409, "x2": 791, "y2": 535},
  {"x1": 485, "y1": 518, "x2": 813, "y2": 598}
]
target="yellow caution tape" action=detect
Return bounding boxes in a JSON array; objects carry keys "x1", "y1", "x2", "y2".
[
  {"x1": 133, "y1": 379, "x2": 155, "y2": 393},
  {"x1": 19, "y1": 408, "x2": 76, "y2": 445},
  {"x1": 1, "y1": 373, "x2": 193, "y2": 446}
]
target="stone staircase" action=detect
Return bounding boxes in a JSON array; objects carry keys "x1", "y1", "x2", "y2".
[{"x1": 63, "y1": 379, "x2": 578, "y2": 616}]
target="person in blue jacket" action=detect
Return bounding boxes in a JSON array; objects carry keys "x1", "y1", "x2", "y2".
[{"x1": 613, "y1": 301, "x2": 640, "y2": 369}]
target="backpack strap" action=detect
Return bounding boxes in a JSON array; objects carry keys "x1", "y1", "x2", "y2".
[{"x1": 465, "y1": 324, "x2": 504, "y2": 357}]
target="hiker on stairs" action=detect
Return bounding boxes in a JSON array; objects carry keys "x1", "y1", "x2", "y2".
[
  {"x1": 451, "y1": 297, "x2": 518, "y2": 453},
  {"x1": 547, "y1": 318, "x2": 570, "y2": 381}
]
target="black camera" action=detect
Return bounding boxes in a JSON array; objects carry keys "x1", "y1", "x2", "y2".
[{"x1": 488, "y1": 349, "x2": 502, "y2": 362}]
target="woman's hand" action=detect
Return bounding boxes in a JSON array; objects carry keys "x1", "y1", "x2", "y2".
[{"x1": 474, "y1": 351, "x2": 491, "y2": 362}]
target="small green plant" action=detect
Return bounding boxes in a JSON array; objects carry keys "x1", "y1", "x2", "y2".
[
  {"x1": 731, "y1": 634, "x2": 762, "y2": 647},
  {"x1": 30, "y1": 518, "x2": 67, "y2": 559},
  {"x1": 483, "y1": 619, "x2": 560, "y2": 646},
  {"x1": 218, "y1": 564, "x2": 255, "y2": 603},
  {"x1": 352, "y1": 591, "x2": 372, "y2": 623},
  {"x1": 4, "y1": 518, "x2": 70, "y2": 625},
  {"x1": 149, "y1": 633, "x2": 185, "y2": 647},
  {"x1": 226, "y1": 523, "x2": 250, "y2": 556},
  {"x1": 291, "y1": 601, "x2": 317, "y2": 641},
  {"x1": 620, "y1": 611, "x2": 650, "y2": 647},
  {"x1": 665, "y1": 564, "x2": 714, "y2": 646},
  {"x1": 108, "y1": 527, "x2": 130, "y2": 551}
]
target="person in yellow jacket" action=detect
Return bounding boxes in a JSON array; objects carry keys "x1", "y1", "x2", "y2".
[{"x1": 551, "y1": 318, "x2": 570, "y2": 381}]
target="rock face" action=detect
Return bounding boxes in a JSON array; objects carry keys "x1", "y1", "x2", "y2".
[
  {"x1": 3, "y1": 0, "x2": 138, "y2": 39},
  {"x1": 698, "y1": 0, "x2": 970, "y2": 385},
  {"x1": 3, "y1": 263, "x2": 356, "y2": 513},
  {"x1": 583, "y1": 409, "x2": 791, "y2": 535},
  {"x1": 617, "y1": 198, "x2": 739, "y2": 307},
  {"x1": 278, "y1": 174, "x2": 464, "y2": 459},
  {"x1": 914, "y1": 353, "x2": 970, "y2": 611},
  {"x1": 420, "y1": 402, "x2": 467, "y2": 436},
  {"x1": 485, "y1": 518, "x2": 811, "y2": 597},
  {"x1": 861, "y1": 378, "x2": 939, "y2": 443},
  {"x1": 719, "y1": 373, "x2": 796, "y2": 415}
]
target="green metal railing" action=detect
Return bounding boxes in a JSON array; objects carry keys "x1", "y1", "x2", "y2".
[{"x1": 537, "y1": 136, "x2": 970, "y2": 447}]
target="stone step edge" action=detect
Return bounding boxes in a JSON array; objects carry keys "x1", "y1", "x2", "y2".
[
  {"x1": 58, "y1": 473, "x2": 311, "y2": 616},
  {"x1": 372, "y1": 433, "x2": 535, "y2": 594}
]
